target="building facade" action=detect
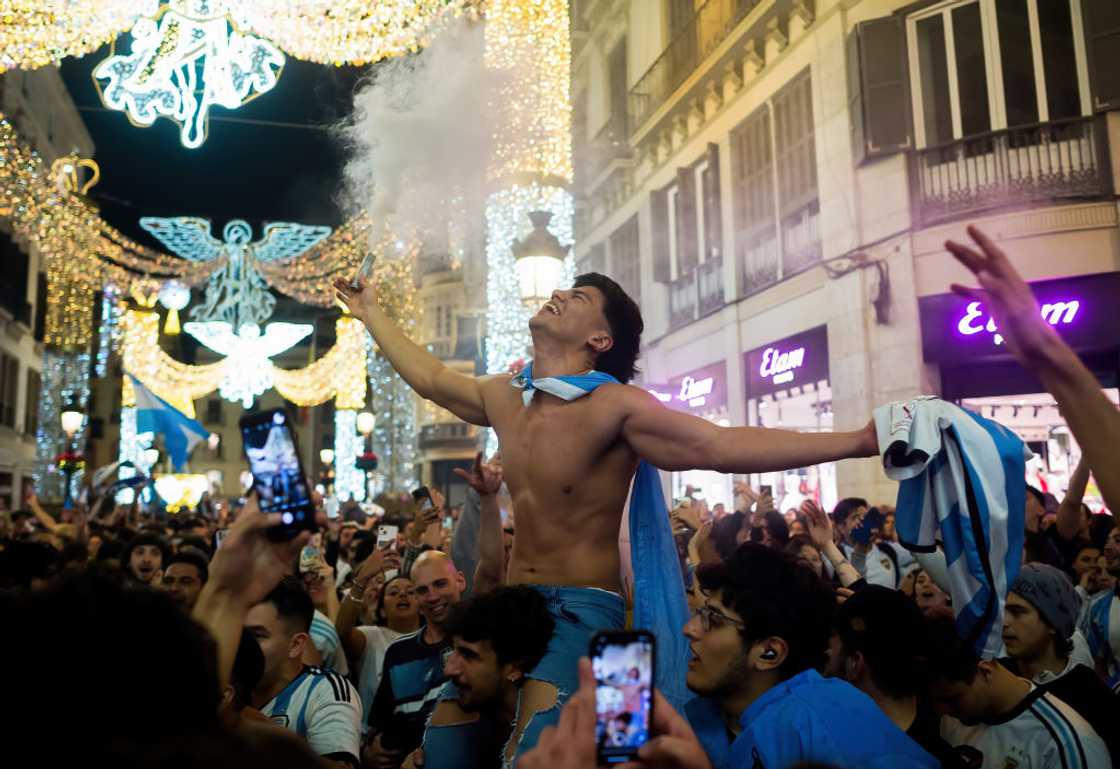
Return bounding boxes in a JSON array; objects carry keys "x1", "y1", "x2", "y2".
[
  {"x1": 0, "y1": 68, "x2": 95, "y2": 509},
  {"x1": 572, "y1": 0, "x2": 1120, "y2": 512}
]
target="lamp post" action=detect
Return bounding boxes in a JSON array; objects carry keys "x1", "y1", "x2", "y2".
[
  {"x1": 512, "y1": 211, "x2": 569, "y2": 310},
  {"x1": 59, "y1": 403, "x2": 84, "y2": 508},
  {"x1": 355, "y1": 411, "x2": 378, "y2": 499},
  {"x1": 319, "y1": 447, "x2": 335, "y2": 494}
]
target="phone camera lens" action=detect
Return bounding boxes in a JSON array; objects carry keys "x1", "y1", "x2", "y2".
[{"x1": 282, "y1": 513, "x2": 294, "y2": 524}]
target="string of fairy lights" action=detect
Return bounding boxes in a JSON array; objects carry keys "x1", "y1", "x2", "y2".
[{"x1": 4, "y1": 0, "x2": 575, "y2": 499}]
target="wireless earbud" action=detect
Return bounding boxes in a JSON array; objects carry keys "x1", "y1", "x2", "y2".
[{"x1": 761, "y1": 649, "x2": 777, "y2": 661}]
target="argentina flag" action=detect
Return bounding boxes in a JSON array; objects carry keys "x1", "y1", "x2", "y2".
[
  {"x1": 875, "y1": 397, "x2": 1029, "y2": 658},
  {"x1": 129, "y1": 374, "x2": 209, "y2": 471}
]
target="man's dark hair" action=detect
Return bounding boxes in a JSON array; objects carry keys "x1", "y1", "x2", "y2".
[
  {"x1": 836, "y1": 585, "x2": 930, "y2": 699},
  {"x1": 0, "y1": 540, "x2": 59, "y2": 589},
  {"x1": 97, "y1": 539, "x2": 126, "y2": 562},
  {"x1": 924, "y1": 615, "x2": 980, "y2": 684},
  {"x1": 762, "y1": 510, "x2": 789, "y2": 549},
  {"x1": 178, "y1": 534, "x2": 213, "y2": 558},
  {"x1": 831, "y1": 498, "x2": 869, "y2": 526},
  {"x1": 573, "y1": 273, "x2": 643, "y2": 384},
  {"x1": 59, "y1": 542, "x2": 90, "y2": 569},
  {"x1": 230, "y1": 629, "x2": 266, "y2": 711},
  {"x1": 168, "y1": 547, "x2": 210, "y2": 584},
  {"x1": 697, "y1": 543, "x2": 835, "y2": 679},
  {"x1": 260, "y1": 576, "x2": 314, "y2": 634},
  {"x1": 445, "y1": 585, "x2": 555, "y2": 676},
  {"x1": 1026, "y1": 485, "x2": 1046, "y2": 508},
  {"x1": 121, "y1": 532, "x2": 170, "y2": 570},
  {"x1": 710, "y1": 511, "x2": 745, "y2": 561}
]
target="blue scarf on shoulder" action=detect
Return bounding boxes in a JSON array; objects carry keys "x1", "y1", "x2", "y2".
[{"x1": 512, "y1": 362, "x2": 692, "y2": 710}]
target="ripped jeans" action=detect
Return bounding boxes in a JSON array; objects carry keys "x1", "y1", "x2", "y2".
[{"x1": 422, "y1": 586, "x2": 626, "y2": 769}]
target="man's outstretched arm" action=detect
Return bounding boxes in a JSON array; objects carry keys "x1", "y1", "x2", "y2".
[
  {"x1": 616, "y1": 386, "x2": 877, "y2": 473},
  {"x1": 334, "y1": 276, "x2": 490, "y2": 425}
]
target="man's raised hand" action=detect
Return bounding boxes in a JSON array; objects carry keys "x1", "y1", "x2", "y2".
[
  {"x1": 945, "y1": 225, "x2": 1059, "y2": 366},
  {"x1": 332, "y1": 275, "x2": 379, "y2": 324},
  {"x1": 800, "y1": 499, "x2": 834, "y2": 551},
  {"x1": 454, "y1": 451, "x2": 503, "y2": 496}
]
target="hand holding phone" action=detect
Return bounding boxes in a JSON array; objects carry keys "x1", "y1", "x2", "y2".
[
  {"x1": 240, "y1": 409, "x2": 316, "y2": 541},
  {"x1": 377, "y1": 524, "x2": 399, "y2": 550},
  {"x1": 591, "y1": 630, "x2": 655, "y2": 764}
]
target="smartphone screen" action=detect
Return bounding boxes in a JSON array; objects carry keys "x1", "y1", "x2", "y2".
[
  {"x1": 240, "y1": 409, "x2": 315, "y2": 540},
  {"x1": 377, "y1": 524, "x2": 399, "y2": 550},
  {"x1": 591, "y1": 630, "x2": 655, "y2": 764},
  {"x1": 214, "y1": 529, "x2": 228, "y2": 550}
]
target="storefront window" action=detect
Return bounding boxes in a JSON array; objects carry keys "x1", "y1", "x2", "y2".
[{"x1": 743, "y1": 326, "x2": 836, "y2": 515}]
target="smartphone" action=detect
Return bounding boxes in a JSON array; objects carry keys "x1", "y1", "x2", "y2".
[
  {"x1": 590, "y1": 630, "x2": 655, "y2": 765},
  {"x1": 214, "y1": 529, "x2": 228, "y2": 550},
  {"x1": 239, "y1": 409, "x2": 316, "y2": 541},
  {"x1": 324, "y1": 495, "x2": 340, "y2": 519},
  {"x1": 377, "y1": 524, "x2": 399, "y2": 550},
  {"x1": 442, "y1": 515, "x2": 453, "y2": 530},
  {"x1": 759, "y1": 484, "x2": 773, "y2": 497},
  {"x1": 412, "y1": 486, "x2": 433, "y2": 512}
]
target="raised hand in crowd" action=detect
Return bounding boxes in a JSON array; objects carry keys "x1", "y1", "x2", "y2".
[
  {"x1": 671, "y1": 500, "x2": 703, "y2": 533},
  {"x1": 946, "y1": 225, "x2": 1120, "y2": 511},
  {"x1": 455, "y1": 451, "x2": 507, "y2": 592},
  {"x1": 520, "y1": 658, "x2": 712, "y2": 769},
  {"x1": 800, "y1": 499, "x2": 862, "y2": 588},
  {"x1": 193, "y1": 492, "x2": 311, "y2": 688}
]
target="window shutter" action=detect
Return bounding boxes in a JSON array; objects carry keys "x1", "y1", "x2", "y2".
[
  {"x1": 676, "y1": 165, "x2": 698, "y2": 274},
  {"x1": 651, "y1": 186, "x2": 671, "y2": 283},
  {"x1": 848, "y1": 17, "x2": 912, "y2": 164},
  {"x1": 1083, "y1": 0, "x2": 1120, "y2": 111},
  {"x1": 703, "y1": 142, "x2": 722, "y2": 261}
]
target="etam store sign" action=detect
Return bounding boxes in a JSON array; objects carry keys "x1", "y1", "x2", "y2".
[
  {"x1": 645, "y1": 361, "x2": 728, "y2": 415},
  {"x1": 744, "y1": 325, "x2": 830, "y2": 400},
  {"x1": 919, "y1": 272, "x2": 1120, "y2": 364}
]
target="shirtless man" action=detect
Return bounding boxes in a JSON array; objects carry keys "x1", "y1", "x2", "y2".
[{"x1": 334, "y1": 271, "x2": 878, "y2": 765}]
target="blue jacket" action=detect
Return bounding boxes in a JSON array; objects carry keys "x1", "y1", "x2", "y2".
[{"x1": 685, "y1": 670, "x2": 938, "y2": 769}]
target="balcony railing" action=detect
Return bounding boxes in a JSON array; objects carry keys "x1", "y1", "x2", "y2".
[
  {"x1": 738, "y1": 223, "x2": 780, "y2": 294},
  {"x1": 576, "y1": 111, "x2": 633, "y2": 186},
  {"x1": 736, "y1": 201, "x2": 821, "y2": 296},
  {"x1": 629, "y1": 0, "x2": 763, "y2": 135},
  {"x1": 418, "y1": 422, "x2": 476, "y2": 449},
  {"x1": 669, "y1": 272, "x2": 697, "y2": 330},
  {"x1": 697, "y1": 257, "x2": 724, "y2": 316},
  {"x1": 910, "y1": 116, "x2": 1111, "y2": 227}
]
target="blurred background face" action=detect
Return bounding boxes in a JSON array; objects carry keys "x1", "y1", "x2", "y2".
[
  {"x1": 914, "y1": 570, "x2": 950, "y2": 613},
  {"x1": 381, "y1": 578, "x2": 418, "y2": 625},
  {"x1": 1090, "y1": 555, "x2": 1116, "y2": 594},
  {"x1": 1001, "y1": 592, "x2": 1051, "y2": 661},
  {"x1": 162, "y1": 562, "x2": 204, "y2": 609},
  {"x1": 1104, "y1": 528, "x2": 1120, "y2": 576},
  {"x1": 411, "y1": 559, "x2": 464, "y2": 625},
  {"x1": 1072, "y1": 547, "x2": 1100, "y2": 580},
  {"x1": 129, "y1": 544, "x2": 162, "y2": 582},
  {"x1": 797, "y1": 545, "x2": 823, "y2": 577},
  {"x1": 301, "y1": 569, "x2": 328, "y2": 605}
]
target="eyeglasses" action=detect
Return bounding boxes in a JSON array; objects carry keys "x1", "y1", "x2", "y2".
[{"x1": 693, "y1": 604, "x2": 746, "y2": 633}]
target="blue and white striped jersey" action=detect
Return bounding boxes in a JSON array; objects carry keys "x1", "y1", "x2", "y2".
[
  {"x1": 1081, "y1": 589, "x2": 1120, "y2": 684},
  {"x1": 875, "y1": 398, "x2": 1029, "y2": 658},
  {"x1": 941, "y1": 686, "x2": 1111, "y2": 769},
  {"x1": 310, "y1": 609, "x2": 349, "y2": 676},
  {"x1": 261, "y1": 665, "x2": 362, "y2": 765}
]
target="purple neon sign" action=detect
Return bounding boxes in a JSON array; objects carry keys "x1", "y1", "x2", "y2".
[{"x1": 955, "y1": 299, "x2": 1081, "y2": 345}]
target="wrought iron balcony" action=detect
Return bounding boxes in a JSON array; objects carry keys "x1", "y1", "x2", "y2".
[
  {"x1": 629, "y1": 0, "x2": 763, "y2": 136},
  {"x1": 418, "y1": 422, "x2": 477, "y2": 449},
  {"x1": 576, "y1": 111, "x2": 633, "y2": 187},
  {"x1": 910, "y1": 116, "x2": 1111, "y2": 227},
  {"x1": 697, "y1": 257, "x2": 725, "y2": 316},
  {"x1": 668, "y1": 258, "x2": 726, "y2": 331},
  {"x1": 669, "y1": 272, "x2": 698, "y2": 330}
]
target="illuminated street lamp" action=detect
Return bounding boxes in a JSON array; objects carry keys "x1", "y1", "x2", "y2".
[
  {"x1": 319, "y1": 448, "x2": 335, "y2": 465},
  {"x1": 58, "y1": 403, "x2": 85, "y2": 508},
  {"x1": 60, "y1": 406, "x2": 84, "y2": 438},
  {"x1": 356, "y1": 411, "x2": 376, "y2": 438},
  {"x1": 512, "y1": 211, "x2": 568, "y2": 309}
]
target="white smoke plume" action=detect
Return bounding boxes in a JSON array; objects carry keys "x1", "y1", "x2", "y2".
[{"x1": 339, "y1": 18, "x2": 506, "y2": 253}]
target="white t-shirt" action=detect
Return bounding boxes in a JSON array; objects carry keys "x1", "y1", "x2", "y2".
[
  {"x1": 355, "y1": 625, "x2": 405, "y2": 735},
  {"x1": 261, "y1": 665, "x2": 363, "y2": 763},
  {"x1": 941, "y1": 686, "x2": 1111, "y2": 769}
]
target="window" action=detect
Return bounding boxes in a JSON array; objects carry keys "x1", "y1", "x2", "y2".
[
  {"x1": 24, "y1": 368, "x2": 39, "y2": 437},
  {"x1": 607, "y1": 39, "x2": 629, "y2": 136},
  {"x1": 908, "y1": 0, "x2": 1090, "y2": 147},
  {"x1": 731, "y1": 68, "x2": 819, "y2": 294},
  {"x1": 609, "y1": 215, "x2": 641, "y2": 306},
  {"x1": 0, "y1": 354, "x2": 18, "y2": 429},
  {"x1": 204, "y1": 398, "x2": 223, "y2": 426}
]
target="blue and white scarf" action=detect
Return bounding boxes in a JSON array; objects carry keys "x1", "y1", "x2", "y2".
[{"x1": 513, "y1": 362, "x2": 692, "y2": 709}]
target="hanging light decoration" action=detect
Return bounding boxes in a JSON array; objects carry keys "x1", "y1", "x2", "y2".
[
  {"x1": 511, "y1": 210, "x2": 568, "y2": 310},
  {"x1": 0, "y1": 1, "x2": 140, "y2": 71},
  {"x1": 158, "y1": 280, "x2": 191, "y2": 336}
]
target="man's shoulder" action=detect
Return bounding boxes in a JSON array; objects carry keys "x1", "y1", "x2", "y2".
[
  {"x1": 305, "y1": 667, "x2": 359, "y2": 706},
  {"x1": 383, "y1": 628, "x2": 432, "y2": 660}
]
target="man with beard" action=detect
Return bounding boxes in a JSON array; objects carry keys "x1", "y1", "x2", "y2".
[
  {"x1": 363, "y1": 551, "x2": 466, "y2": 769},
  {"x1": 122, "y1": 532, "x2": 169, "y2": 587},
  {"x1": 682, "y1": 544, "x2": 936, "y2": 768},
  {"x1": 161, "y1": 547, "x2": 208, "y2": 610},
  {"x1": 406, "y1": 585, "x2": 555, "y2": 769}
]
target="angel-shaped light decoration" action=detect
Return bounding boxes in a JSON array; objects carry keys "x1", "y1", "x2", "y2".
[
  {"x1": 139, "y1": 216, "x2": 331, "y2": 328},
  {"x1": 181, "y1": 320, "x2": 313, "y2": 408},
  {"x1": 141, "y1": 216, "x2": 329, "y2": 407},
  {"x1": 93, "y1": 0, "x2": 285, "y2": 149}
]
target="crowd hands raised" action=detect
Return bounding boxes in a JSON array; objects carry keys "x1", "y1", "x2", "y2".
[{"x1": 1, "y1": 227, "x2": 1118, "y2": 769}]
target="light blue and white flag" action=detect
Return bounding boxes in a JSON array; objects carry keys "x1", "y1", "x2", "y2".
[
  {"x1": 875, "y1": 396, "x2": 1029, "y2": 658},
  {"x1": 129, "y1": 374, "x2": 209, "y2": 471},
  {"x1": 513, "y1": 362, "x2": 692, "y2": 710}
]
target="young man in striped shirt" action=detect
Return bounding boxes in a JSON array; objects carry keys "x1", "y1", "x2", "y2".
[
  {"x1": 926, "y1": 616, "x2": 1111, "y2": 769},
  {"x1": 245, "y1": 576, "x2": 362, "y2": 767}
]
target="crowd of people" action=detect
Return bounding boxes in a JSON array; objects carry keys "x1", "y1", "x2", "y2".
[{"x1": 2, "y1": 226, "x2": 1119, "y2": 769}]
